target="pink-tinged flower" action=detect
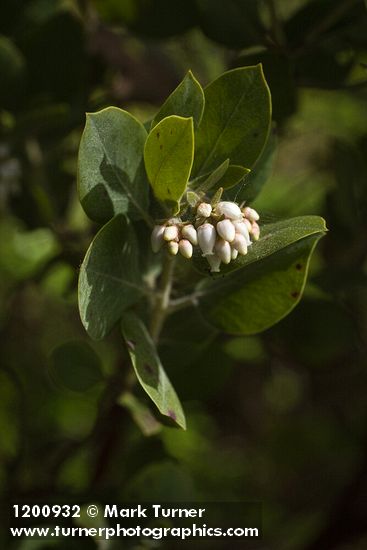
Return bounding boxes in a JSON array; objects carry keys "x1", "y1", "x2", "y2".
[
  {"x1": 167, "y1": 240, "x2": 179, "y2": 255},
  {"x1": 181, "y1": 224, "x2": 198, "y2": 245},
  {"x1": 178, "y1": 239, "x2": 193, "y2": 259},
  {"x1": 232, "y1": 233, "x2": 248, "y2": 255},
  {"x1": 151, "y1": 225, "x2": 165, "y2": 252}
]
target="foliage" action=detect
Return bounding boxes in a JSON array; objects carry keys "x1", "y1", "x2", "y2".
[{"x1": 1, "y1": 1, "x2": 367, "y2": 549}]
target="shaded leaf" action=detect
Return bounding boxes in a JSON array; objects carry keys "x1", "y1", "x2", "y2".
[
  {"x1": 144, "y1": 115, "x2": 194, "y2": 213},
  {"x1": 49, "y1": 341, "x2": 103, "y2": 392},
  {"x1": 78, "y1": 215, "x2": 143, "y2": 340},
  {"x1": 78, "y1": 107, "x2": 150, "y2": 224},
  {"x1": 194, "y1": 161, "x2": 249, "y2": 194},
  {"x1": 121, "y1": 311, "x2": 186, "y2": 429},
  {"x1": 200, "y1": 235, "x2": 324, "y2": 334},
  {"x1": 195, "y1": 217, "x2": 327, "y2": 334},
  {"x1": 226, "y1": 129, "x2": 277, "y2": 202},
  {"x1": 196, "y1": 0, "x2": 264, "y2": 49},
  {"x1": 125, "y1": 461, "x2": 195, "y2": 500},
  {"x1": 151, "y1": 70, "x2": 204, "y2": 129},
  {"x1": 193, "y1": 65, "x2": 271, "y2": 177},
  {"x1": 118, "y1": 392, "x2": 162, "y2": 436}
]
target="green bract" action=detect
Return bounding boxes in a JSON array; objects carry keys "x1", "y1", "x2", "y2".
[{"x1": 77, "y1": 66, "x2": 327, "y2": 428}]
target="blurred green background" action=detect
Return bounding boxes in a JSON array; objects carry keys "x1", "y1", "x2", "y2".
[{"x1": 1, "y1": 0, "x2": 367, "y2": 548}]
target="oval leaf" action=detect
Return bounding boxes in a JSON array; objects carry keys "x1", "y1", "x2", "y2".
[
  {"x1": 193, "y1": 65, "x2": 271, "y2": 176},
  {"x1": 199, "y1": 235, "x2": 323, "y2": 334},
  {"x1": 144, "y1": 115, "x2": 194, "y2": 213},
  {"x1": 151, "y1": 70, "x2": 204, "y2": 129},
  {"x1": 121, "y1": 312, "x2": 186, "y2": 430},
  {"x1": 78, "y1": 107, "x2": 150, "y2": 224},
  {"x1": 78, "y1": 215, "x2": 144, "y2": 340}
]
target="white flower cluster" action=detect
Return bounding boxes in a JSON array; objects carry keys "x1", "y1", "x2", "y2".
[{"x1": 151, "y1": 201, "x2": 260, "y2": 272}]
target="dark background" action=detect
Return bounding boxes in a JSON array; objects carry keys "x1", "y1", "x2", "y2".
[{"x1": 1, "y1": 0, "x2": 367, "y2": 548}]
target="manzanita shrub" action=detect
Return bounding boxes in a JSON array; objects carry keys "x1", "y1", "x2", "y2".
[{"x1": 77, "y1": 65, "x2": 327, "y2": 430}]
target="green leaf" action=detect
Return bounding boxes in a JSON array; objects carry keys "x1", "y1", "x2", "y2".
[
  {"x1": 225, "y1": 129, "x2": 277, "y2": 202},
  {"x1": 78, "y1": 107, "x2": 150, "y2": 224},
  {"x1": 194, "y1": 216, "x2": 326, "y2": 276},
  {"x1": 49, "y1": 341, "x2": 104, "y2": 392},
  {"x1": 192, "y1": 159, "x2": 229, "y2": 191},
  {"x1": 151, "y1": 71, "x2": 204, "y2": 129},
  {"x1": 196, "y1": 216, "x2": 327, "y2": 334},
  {"x1": 200, "y1": 235, "x2": 323, "y2": 334},
  {"x1": 193, "y1": 65, "x2": 271, "y2": 177},
  {"x1": 78, "y1": 215, "x2": 144, "y2": 340},
  {"x1": 144, "y1": 115, "x2": 194, "y2": 213},
  {"x1": 121, "y1": 312, "x2": 186, "y2": 429},
  {"x1": 118, "y1": 392, "x2": 162, "y2": 436},
  {"x1": 193, "y1": 161, "x2": 249, "y2": 195},
  {"x1": 0, "y1": 218, "x2": 60, "y2": 281}
]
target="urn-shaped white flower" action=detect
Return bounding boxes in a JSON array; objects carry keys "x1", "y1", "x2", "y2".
[
  {"x1": 231, "y1": 247, "x2": 238, "y2": 260},
  {"x1": 233, "y1": 220, "x2": 251, "y2": 245},
  {"x1": 178, "y1": 239, "x2": 193, "y2": 259},
  {"x1": 164, "y1": 225, "x2": 179, "y2": 242},
  {"x1": 232, "y1": 233, "x2": 248, "y2": 255},
  {"x1": 215, "y1": 238, "x2": 231, "y2": 264},
  {"x1": 151, "y1": 225, "x2": 165, "y2": 252},
  {"x1": 197, "y1": 223, "x2": 216, "y2": 256},
  {"x1": 197, "y1": 202, "x2": 212, "y2": 218},
  {"x1": 181, "y1": 224, "x2": 198, "y2": 245},
  {"x1": 215, "y1": 201, "x2": 242, "y2": 220},
  {"x1": 167, "y1": 240, "x2": 179, "y2": 255},
  {"x1": 216, "y1": 219, "x2": 236, "y2": 242},
  {"x1": 251, "y1": 221, "x2": 260, "y2": 241},
  {"x1": 244, "y1": 206, "x2": 260, "y2": 222}
]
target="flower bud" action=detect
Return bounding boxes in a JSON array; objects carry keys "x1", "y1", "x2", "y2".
[
  {"x1": 216, "y1": 219, "x2": 236, "y2": 242},
  {"x1": 197, "y1": 223, "x2": 216, "y2": 256},
  {"x1": 244, "y1": 206, "x2": 260, "y2": 222},
  {"x1": 181, "y1": 224, "x2": 198, "y2": 245},
  {"x1": 197, "y1": 202, "x2": 212, "y2": 218},
  {"x1": 164, "y1": 224, "x2": 179, "y2": 242},
  {"x1": 178, "y1": 239, "x2": 193, "y2": 259},
  {"x1": 232, "y1": 233, "x2": 248, "y2": 255},
  {"x1": 215, "y1": 238, "x2": 231, "y2": 264},
  {"x1": 151, "y1": 225, "x2": 165, "y2": 252},
  {"x1": 244, "y1": 218, "x2": 253, "y2": 232},
  {"x1": 167, "y1": 240, "x2": 179, "y2": 255},
  {"x1": 233, "y1": 220, "x2": 251, "y2": 245},
  {"x1": 215, "y1": 201, "x2": 242, "y2": 220},
  {"x1": 231, "y1": 247, "x2": 238, "y2": 260},
  {"x1": 251, "y1": 221, "x2": 260, "y2": 241},
  {"x1": 206, "y1": 254, "x2": 221, "y2": 273}
]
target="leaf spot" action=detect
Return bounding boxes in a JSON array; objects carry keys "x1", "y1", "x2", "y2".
[
  {"x1": 144, "y1": 363, "x2": 154, "y2": 374},
  {"x1": 168, "y1": 409, "x2": 177, "y2": 421},
  {"x1": 126, "y1": 340, "x2": 136, "y2": 351},
  {"x1": 159, "y1": 144, "x2": 163, "y2": 150},
  {"x1": 296, "y1": 263, "x2": 303, "y2": 271},
  {"x1": 156, "y1": 132, "x2": 160, "y2": 138},
  {"x1": 291, "y1": 291, "x2": 300, "y2": 299}
]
